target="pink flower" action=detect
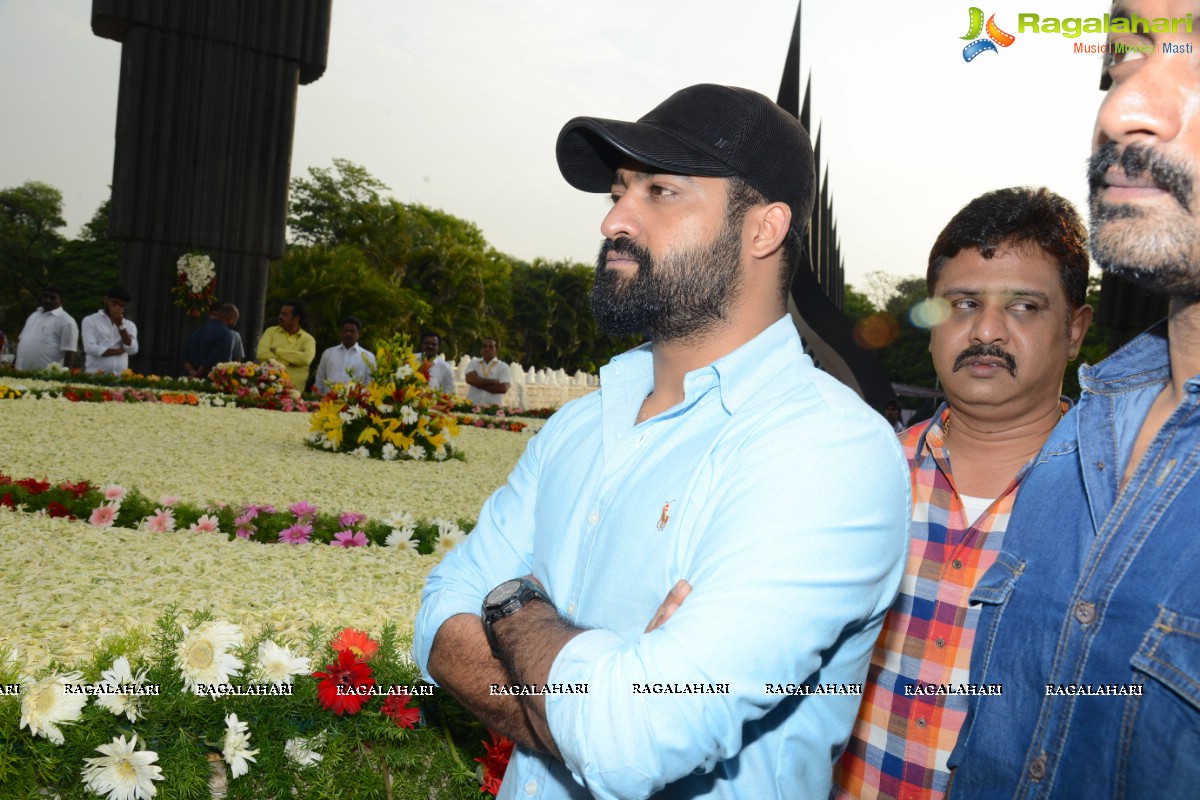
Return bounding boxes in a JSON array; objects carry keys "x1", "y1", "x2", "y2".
[
  {"x1": 159, "y1": 495, "x2": 181, "y2": 507},
  {"x1": 235, "y1": 526, "x2": 254, "y2": 540},
  {"x1": 279, "y1": 523, "x2": 313, "y2": 544},
  {"x1": 289, "y1": 500, "x2": 318, "y2": 521},
  {"x1": 143, "y1": 508, "x2": 175, "y2": 533},
  {"x1": 234, "y1": 511, "x2": 256, "y2": 526},
  {"x1": 102, "y1": 484, "x2": 127, "y2": 503},
  {"x1": 339, "y1": 512, "x2": 366, "y2": 528},
  {"x1": 331, "y1": 530, "x2": 368, "y2": 547},
  {"x1": 89, "y1": 503, "x2": 119, "y2": 529},
  {"x1": 189, "y1": 513, "x2": 221, "y2": 533}
]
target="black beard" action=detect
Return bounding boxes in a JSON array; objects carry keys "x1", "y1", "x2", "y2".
[
  {"x1": 1087, "y1": 142, "x2": 1200, "y2": 297},
  {"x1": 589, "y1": 216, "x2": 743, "y2": 344}
]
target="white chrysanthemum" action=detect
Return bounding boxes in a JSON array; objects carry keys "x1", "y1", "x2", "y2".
[
  {"x1": 434, "y1": 519, "x2": 467, "y2": 553},
  {"x1": 433, "y1": 445, "x2": 448, "y2": 461},
  {"x1": 380, "y1": 443, "x2": 398, "y2": 461},
  {"x1": 394, "y1": 364, "x2": 413, "y2": 379},
  {"x1": 383, "y1": 510, "x2": 416, "y2": 529},
  {"x1": 222, "y1": 712, "x2": 259, "y2": 779},
  {"x1": 96, "y1": 656, "x2": 149, "y2": 722},
  {"x1": 351, "y1": 446, "x2": 370, "y2": 459},
  {"x1": 338, "y1": 411, "x2": 353, "y2": 423},
  {"x1": 399, "y1": 405, "x2": 418, "y2": 425},
  {"x1": 175, "y1": 620, "x2": 244, "y2": 693},
  {"x1": 405, "y1": 444, "x2": 427, "y2": 461},
  {"x1": 254, "y1": 640, "x2": 310, "y2": 686},
  {"x1": 82, "y1": 734, "x2": 164, "y2": 800},
  {"x1": 20, "y1": 671, "x2": 87, "y2": 744},
  {"x1": 386, "y1": 527, "x2": 421, "y2": 554},
  {"x1": 284, "y1": 735, "x2": 324, "y2": 768}
]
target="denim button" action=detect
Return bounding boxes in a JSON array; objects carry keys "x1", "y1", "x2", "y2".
[
  {"x1": 1029, "y1": 755, "x2": 1047, "y2": 780},
  {"x1": 1074, "y1": 600, "x2": 1097, "y2": 625}
]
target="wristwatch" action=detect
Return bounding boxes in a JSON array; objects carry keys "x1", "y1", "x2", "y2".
[{"x1": 482, "y1": 578, "x2": 551, "y2": 658}]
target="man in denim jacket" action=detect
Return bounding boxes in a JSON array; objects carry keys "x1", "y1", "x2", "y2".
[{"x1": 949, "y1": 3, "x2": 1200, "y2": 797}]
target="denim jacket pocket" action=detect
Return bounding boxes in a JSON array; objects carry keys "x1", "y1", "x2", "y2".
[
  {"x1": 1119, "y1": 607, "x2": 1200, "y2": 798},
  {"x1": 1130, "y1": 606, "x2": 1200, "y2": 713},
  {"x1": 968, "y1": 550, "x2": 1025, "y2": 606}
]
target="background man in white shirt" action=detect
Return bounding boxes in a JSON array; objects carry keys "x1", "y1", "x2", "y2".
[
  {"x1": 313, "y1": 316, "x2": 377, "y2": 394},
  {"x1": 419, "y1": 331, "x2": 457, "y2": 395},
  {"x1": 15, "y1": 286, "x2": 79, "y2": 370},
  {"x1": 81, "y1": 286, "x2": 139, "y2": 375},
  {"x1": 464, "y1": 337, "x2": 511, "y2": 406}
]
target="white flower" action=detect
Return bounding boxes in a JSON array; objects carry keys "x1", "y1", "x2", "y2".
[
  {"x1": 284, "y1": 735, "x2": 324, "y2": 768},
  {"x1": 394, "y1": 364, "x2": 413, "y2": 379},
  {"x1": 82, "y1": 734, "x2": 164, "y2": 800},
  {"x1": 434, "y1": 519, "x2": 467, "y2": 553},
  {"x1": 351, "y1": 446, "x2": 370, "y2": 459},
  {"x1": 338, "y1": 411, "x2": 353, "y2": 423},
  {"x1": 254, "y1": 640, "x2": 309, "y2": 686},
  {"x1": 377, "y1": 403, "x2": 393, "y2": 414},
  {"x1": 96, "y1": 656, "x2": 149, "y2": 722},
  {"x1": 399, "y1": 405, "x2": 418, "y2": 425},
  {"x1": 383, "y1": 510, "x2": 416, "y2": 529},
  {"x1": 175, "y1": 620, "x2": 244, "y2": 693},
  {"x1": 222, "y1": 712, "x2": 259, "y2": 779},
  {"x1": 433, "y1": 445, "x2": 448, "y2": 461},
  {"x1": 386, "y1": 527, "x2": 421, "y2": 554},
  {"x1": 380, "y1": 443, "x2": 398, "y2": 461},
  {"x1": 20, "y1": 671, "x2": 87, "y2": 744},
  {"x1": 405, "y1": 444, "x2": 427, "y2": 461}
]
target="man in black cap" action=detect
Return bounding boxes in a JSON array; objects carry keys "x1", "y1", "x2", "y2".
[{"x1": 414, "y1": 84, "x2": 909, "y2": 799}]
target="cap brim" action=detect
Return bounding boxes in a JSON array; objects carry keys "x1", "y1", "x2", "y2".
[{"x1": 556, "y1": 116, "x2": 734, "y2": 193}]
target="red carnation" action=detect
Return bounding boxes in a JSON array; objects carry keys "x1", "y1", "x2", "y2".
[
  {"x1": 313, "y1": 649, "x2": 374, "y2": 715},
  {"x1": 380, "y1": 690, "x2": 421, "y2": 729},
  {"x1": 475, "y1": 731, "x2": 514, "y2": 796},
  {"x1": 47, "y1": 501, "x2": 74, "y2": 519},
  {"x1": 16, "y1": 478, "x2": 51, "y2": 495},
  {"x1": 1, "y1": 493, "x2": 13, "y2": 508},
  {"x1": 59, "y1": 480, "x2": 91, "y2": 499}
]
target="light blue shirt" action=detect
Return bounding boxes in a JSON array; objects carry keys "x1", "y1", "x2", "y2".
[{"x1": 414, "y1": 316, "x2": 910, "y2": 800}]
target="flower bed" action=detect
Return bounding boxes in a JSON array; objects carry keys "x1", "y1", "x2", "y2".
[{"x1": 2, "y1": 613, "x2": 506, "y2": 799}]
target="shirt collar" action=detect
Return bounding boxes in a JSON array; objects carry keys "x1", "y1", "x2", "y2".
[{"x1": 1079, "y1": 319, "x2": 1173, "y2": 394}]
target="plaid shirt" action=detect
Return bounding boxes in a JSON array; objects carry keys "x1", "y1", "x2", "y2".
[{"x1": 833, "y1": 403, "x2": 1054, "y2": 799}]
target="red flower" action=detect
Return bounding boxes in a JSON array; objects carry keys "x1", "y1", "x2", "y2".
[
  {"x1": 475, "y1": 731, "x2": 514, "y2": 796},
  {"x1": 59, "y1": 480, "x2": 91, "y2": 498},
  {"x1": 330, "y1": 627, "x2": 379, "y2": 660},
  {"x1": 0, "y1": 474, "x2": 11, "y2": 486},
  {"x1": 380, "y1": 690, "x2": 421, "y2": 729},
  {"x1": 16, "y1": 478, "x2": 51, "y2": 495},
  {"x1": 64, "y1": 391, "x2": 79, "y2": 402},
  {"x1": 47, "y1": 501, "x2": 74, "y2": 519},
  {"x1": 313, "y1": 649, "x2": 374, "y2": 715},
  {"x1": 1, "y1": 493, "x2": 13, "y2": 508}
]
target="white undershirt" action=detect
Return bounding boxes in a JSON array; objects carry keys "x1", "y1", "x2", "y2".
[{"x1": 959, "y1": 493, "x2": 996, "y2": 527}]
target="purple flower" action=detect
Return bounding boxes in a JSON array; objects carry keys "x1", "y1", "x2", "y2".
[
  {"x1": 338, "y1": 512, "x2": 367, "y2": 528},
  {"x1": 278, "y1": 523, "x2": 313, "y2": 544},
  {"x1": 235, "y1": 526, "x2": 255, "y2": 540},
  {"x1": 331, "y1": 530, "x2": 368, "y2": 547},
  {"x1": 234, "y1": 511, "x2": 256, "y2": 526},
  {"x1": 288, "y1": 500, "x2": 318, "y2": 521}
]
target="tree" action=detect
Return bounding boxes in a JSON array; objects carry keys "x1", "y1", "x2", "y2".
[
  {"x1": 288, "y1": 159, "x2": 389, "y2": 246},
  {"x1": 0, "y1": 181, "x2": 67, "y2": 326},
  {"x1": 54, "y1": 198, "x2": 122, "y2": 315}
]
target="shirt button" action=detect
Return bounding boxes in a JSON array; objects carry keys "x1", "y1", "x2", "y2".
[
  {"x1": 1096, "y1": 461, "x2": 1105, "y2": 471},
  {"x1": 935, "y1": 637, "x2": 945, "y2": 648},
  {"x1": 1029, "y1": 755, "x2": 1047, "y2": 781},
  {"x1": 1074, "y1": 600, "x2": 1097, "y2": 625},
  {"x1": 951, "y1": 559, "x2": 963, "y2": 570},
  {"x1": 567, "y1": 602, "x2": 576, "y2": 615},
  {"x1": 588, "y1": 512, "x2": 600, "y2": 525},
  {"x1": 915, "y1": 717, "x2": 927, "y2": 728},
  {"x1": 525, "y1": 780, "x2": 538, "y2": 795}
]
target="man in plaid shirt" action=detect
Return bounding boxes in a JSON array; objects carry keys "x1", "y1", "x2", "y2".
[{"x1": 834, "y1": 187, "x2": 1094, "y2": 799}]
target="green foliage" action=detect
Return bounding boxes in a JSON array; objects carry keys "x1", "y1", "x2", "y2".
[
  {"x1": 52, "y1": 199, "x2": 122, "y2": 317},
  {"x1": 0, "y1": 181, "x2": 67, "y2": 327}
]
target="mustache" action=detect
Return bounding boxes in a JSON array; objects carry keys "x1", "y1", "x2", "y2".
[
  {"x1": 1088, "y1": 142, "x2": 1194, "y2": 212},
  {"x1": 952, "y1": 343, "x2": 1017, "y2": 377}
]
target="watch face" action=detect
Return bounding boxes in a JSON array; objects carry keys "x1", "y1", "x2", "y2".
[{"x1": 484, "y1": 578, "x2": 523, "y2": 608}]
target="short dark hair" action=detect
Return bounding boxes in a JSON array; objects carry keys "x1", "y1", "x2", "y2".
[
  {"x1": 727, "y1": 178, "x2": 805, "y2": 307},
  {"x1": 482, "y1": 336, "x2": 499, "y2": 346},
  {"x1": 105, "y1": 286, "x2": 133, "y2": 302},
  {"x1": 341, "y1": 316, "x2": 363, "y2": 332},
  {"x1": 884, "y1": 399, "x2": 901, "y2": 412},
  {"x1": 927, "y1": 187, "x2": 1089, "y2": 310},
  {"x1": 420, "y1": 331, "x2": 440, "y2": 344},
  {"x1": 282, "y1": 299, "x2": 308, "y2": 327},
  {"x1": 42, "y1": 285, "x2": 62, "y2": 297}
]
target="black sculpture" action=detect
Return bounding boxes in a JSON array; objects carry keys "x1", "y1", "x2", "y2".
[{"x1": 92, "y1": 0, "x2": 332, "y2": 375}]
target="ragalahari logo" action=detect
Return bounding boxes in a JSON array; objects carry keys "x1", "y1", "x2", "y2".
[{"x1": 961, "y1": 8, "x2": 1016, "y2": 61}]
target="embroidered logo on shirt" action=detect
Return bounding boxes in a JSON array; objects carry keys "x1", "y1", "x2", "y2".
[{"x1": 657, "y1": 501, "x2": 671, "y2": 531}]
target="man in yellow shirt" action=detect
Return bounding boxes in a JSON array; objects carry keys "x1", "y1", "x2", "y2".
[{"x1": 256, "y1": 299, "x2": 316, "y2": 390}]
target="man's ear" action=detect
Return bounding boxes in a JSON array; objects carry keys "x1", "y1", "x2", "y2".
[
  {"x1": 1067, "y1": 303, "x2": 1094, "y2": 360},
  {"x1": 746, "y1": 203, "x2": 791, "y2": 260}
]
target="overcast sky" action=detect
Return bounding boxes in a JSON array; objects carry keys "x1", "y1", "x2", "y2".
[{"x1": 0, "y1": 0, "x2": 1108, "y2": 290}]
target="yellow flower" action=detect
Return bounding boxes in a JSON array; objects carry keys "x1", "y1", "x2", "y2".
[{"x1": 357, "y1": 427, "x2": 379, "y2": 445}]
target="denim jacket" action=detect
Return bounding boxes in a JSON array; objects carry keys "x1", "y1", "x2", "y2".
[{"x1": 948, "y1": 323, "x2": 1200, "y2": 799}]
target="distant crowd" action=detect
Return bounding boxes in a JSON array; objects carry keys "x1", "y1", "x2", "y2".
[{"x1": 1, "y1": 289, "x2": 511, "y2": 404}]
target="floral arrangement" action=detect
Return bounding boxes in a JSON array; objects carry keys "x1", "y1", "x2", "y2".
[
  {"x1": 1, "y1": 384, "x2": 200, "y2": 405},
  {"x1": 1, "y1": 613, "x2": 502, "y2": 799},
  {"x1": 454, "y1": 414, "x2": 529, "y2": 433},
  {"x1": 449, "y1": 400, "x2": 559, "y2": 420},
  {"x1": 209, "y1": 360, "x2": 296, "y2": 399},
  {"x1": 171, "y1": 252, "x2": 218, "y2": 318},
  {"x1": 308, "y1": 337, "x2": 460, "y2": 462},
  {"x1": 0, "y1": 367, "x2": 208, "y2": 392},
  {"x1": 0, "y1": 383, "x2": 24, "y2": 399},
  {"x1": 0, "y1": 472, "x2": 473, "y2": 552}
]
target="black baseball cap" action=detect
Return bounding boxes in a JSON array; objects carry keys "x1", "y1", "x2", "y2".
[{"x1": 556, "y1": 84, "x2": 815, "y2": 233}]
